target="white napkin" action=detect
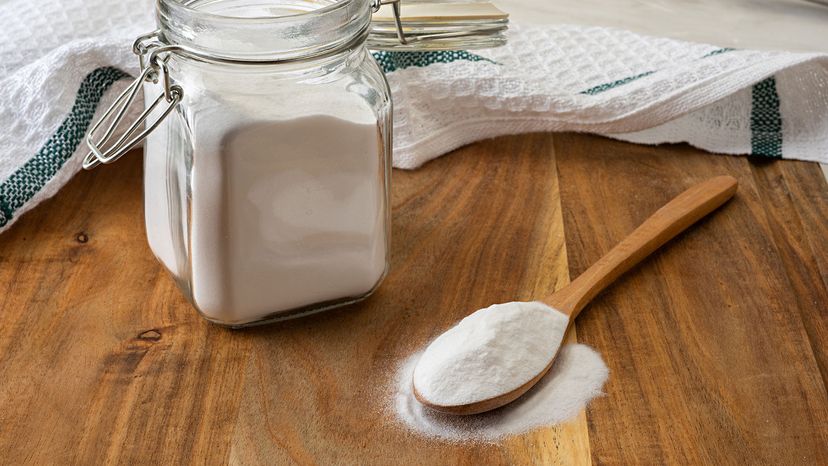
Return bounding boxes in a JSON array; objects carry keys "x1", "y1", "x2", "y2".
[{"x1": 2, "y1": 0, "x2": 828, "y2": 233}]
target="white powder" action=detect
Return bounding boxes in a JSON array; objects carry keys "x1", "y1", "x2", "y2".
[
  {"x1": 144, "y1": 75, "x2": 388, "y2": 325},
  {"x1": 189, "y1": 112, "x2": 386, "y2": 323},
  {"x1": 413, "y1": 301, "x2": 570, "y2": 406},
  {"x1": 394, "y1": 344, "x2": 609, "y2": 442}
]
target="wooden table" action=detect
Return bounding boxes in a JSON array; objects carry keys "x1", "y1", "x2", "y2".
[{"x1": 1, "y1": 134, "x2": 827, "y2": 464}]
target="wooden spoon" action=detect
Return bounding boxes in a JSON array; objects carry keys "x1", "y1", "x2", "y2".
[{"x1": 414, "y1": 175, "x2": 738, "y2": 415}]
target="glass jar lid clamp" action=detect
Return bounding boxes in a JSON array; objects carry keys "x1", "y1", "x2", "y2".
[{"x1": 82, "y1": 1, "x2": 509, "y2": 170}]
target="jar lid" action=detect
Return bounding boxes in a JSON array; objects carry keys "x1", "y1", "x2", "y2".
[{"x1": 368, "y1": 1, "x2": 508, "y2": 51}]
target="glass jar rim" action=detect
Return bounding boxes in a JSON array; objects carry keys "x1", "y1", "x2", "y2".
[
  {"x1": 157, "y1": 0, "x2": 357, "y2": 23},
  {"x1": 156, "y1": 0, "x2": 371, "y2": 61}
]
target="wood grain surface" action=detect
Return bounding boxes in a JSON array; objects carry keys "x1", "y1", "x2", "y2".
[
  {"x1": 0, "y1": 133, "x2": 827, "y2": 465},
  {"x1": 549, "y1": 175, "x2": 737, "y2": 319},
  {"x1": 555, "y1": 134, "x2": 828, "y2": 465}
]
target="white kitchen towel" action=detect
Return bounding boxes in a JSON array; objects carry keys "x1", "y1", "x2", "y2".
[{"x1": 2, "y1": 0, "x2": 828, "y2": 233}]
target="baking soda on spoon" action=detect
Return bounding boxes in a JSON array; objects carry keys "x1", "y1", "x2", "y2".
[
  {"x1": 392, "y1": 303, "x2": 608, "y2": 441},
  {"x1": 413, "y1": 302, "x2": 570, "y2": 406}
]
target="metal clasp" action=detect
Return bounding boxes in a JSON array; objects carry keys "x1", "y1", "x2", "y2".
[
  {"x1": 372, "y1": 0, "x2": 407, "y2": 44},
  {"x1": 367, "y1": 1, "x2": 509, "y2": 50},
  {"x1": 83, "y1": 32, "x2": 183, "y2": 170}
]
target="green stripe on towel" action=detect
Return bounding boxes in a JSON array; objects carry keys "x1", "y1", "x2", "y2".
[
  {"x1": 750, "y1": 77, "x2": 783, "y2": 158},
  {"x1": 701, "y1": 47, "x2": 735, "y2": 58},
  {"x1": 0, "y1": 67, "x2": 129, "y2": 227},
  {"x1": 580, "y1": 71, "x2": 656, "y2": 95},
  {"x1": 580, "y1": 48, "x2": 735, "y2": 96},
  {"x1": 372, "y1": 50, "x2": 494, "y2": 73}
]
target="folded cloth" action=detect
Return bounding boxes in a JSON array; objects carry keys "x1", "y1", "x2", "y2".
[{"x1": 2, "y1": 0, "x2": 828, "y2": 233}]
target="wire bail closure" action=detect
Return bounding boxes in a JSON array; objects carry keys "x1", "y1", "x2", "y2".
[{"x1": 83, "y1": 32, "x2": 182, "y2": 170}]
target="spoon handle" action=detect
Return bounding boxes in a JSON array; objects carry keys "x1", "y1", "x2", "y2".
[{"x1": 549, "y1": 175, "x2": 738, "y2": 319}]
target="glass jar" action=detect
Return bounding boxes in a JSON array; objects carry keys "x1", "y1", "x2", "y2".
[{"x1": 84, "y1": 0, "x2": 508, "y2": 327}]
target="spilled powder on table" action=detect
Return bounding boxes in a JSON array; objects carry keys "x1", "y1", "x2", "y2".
[{"x1": 388, "y1": 344, "x2": 609, "y2": 442}]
